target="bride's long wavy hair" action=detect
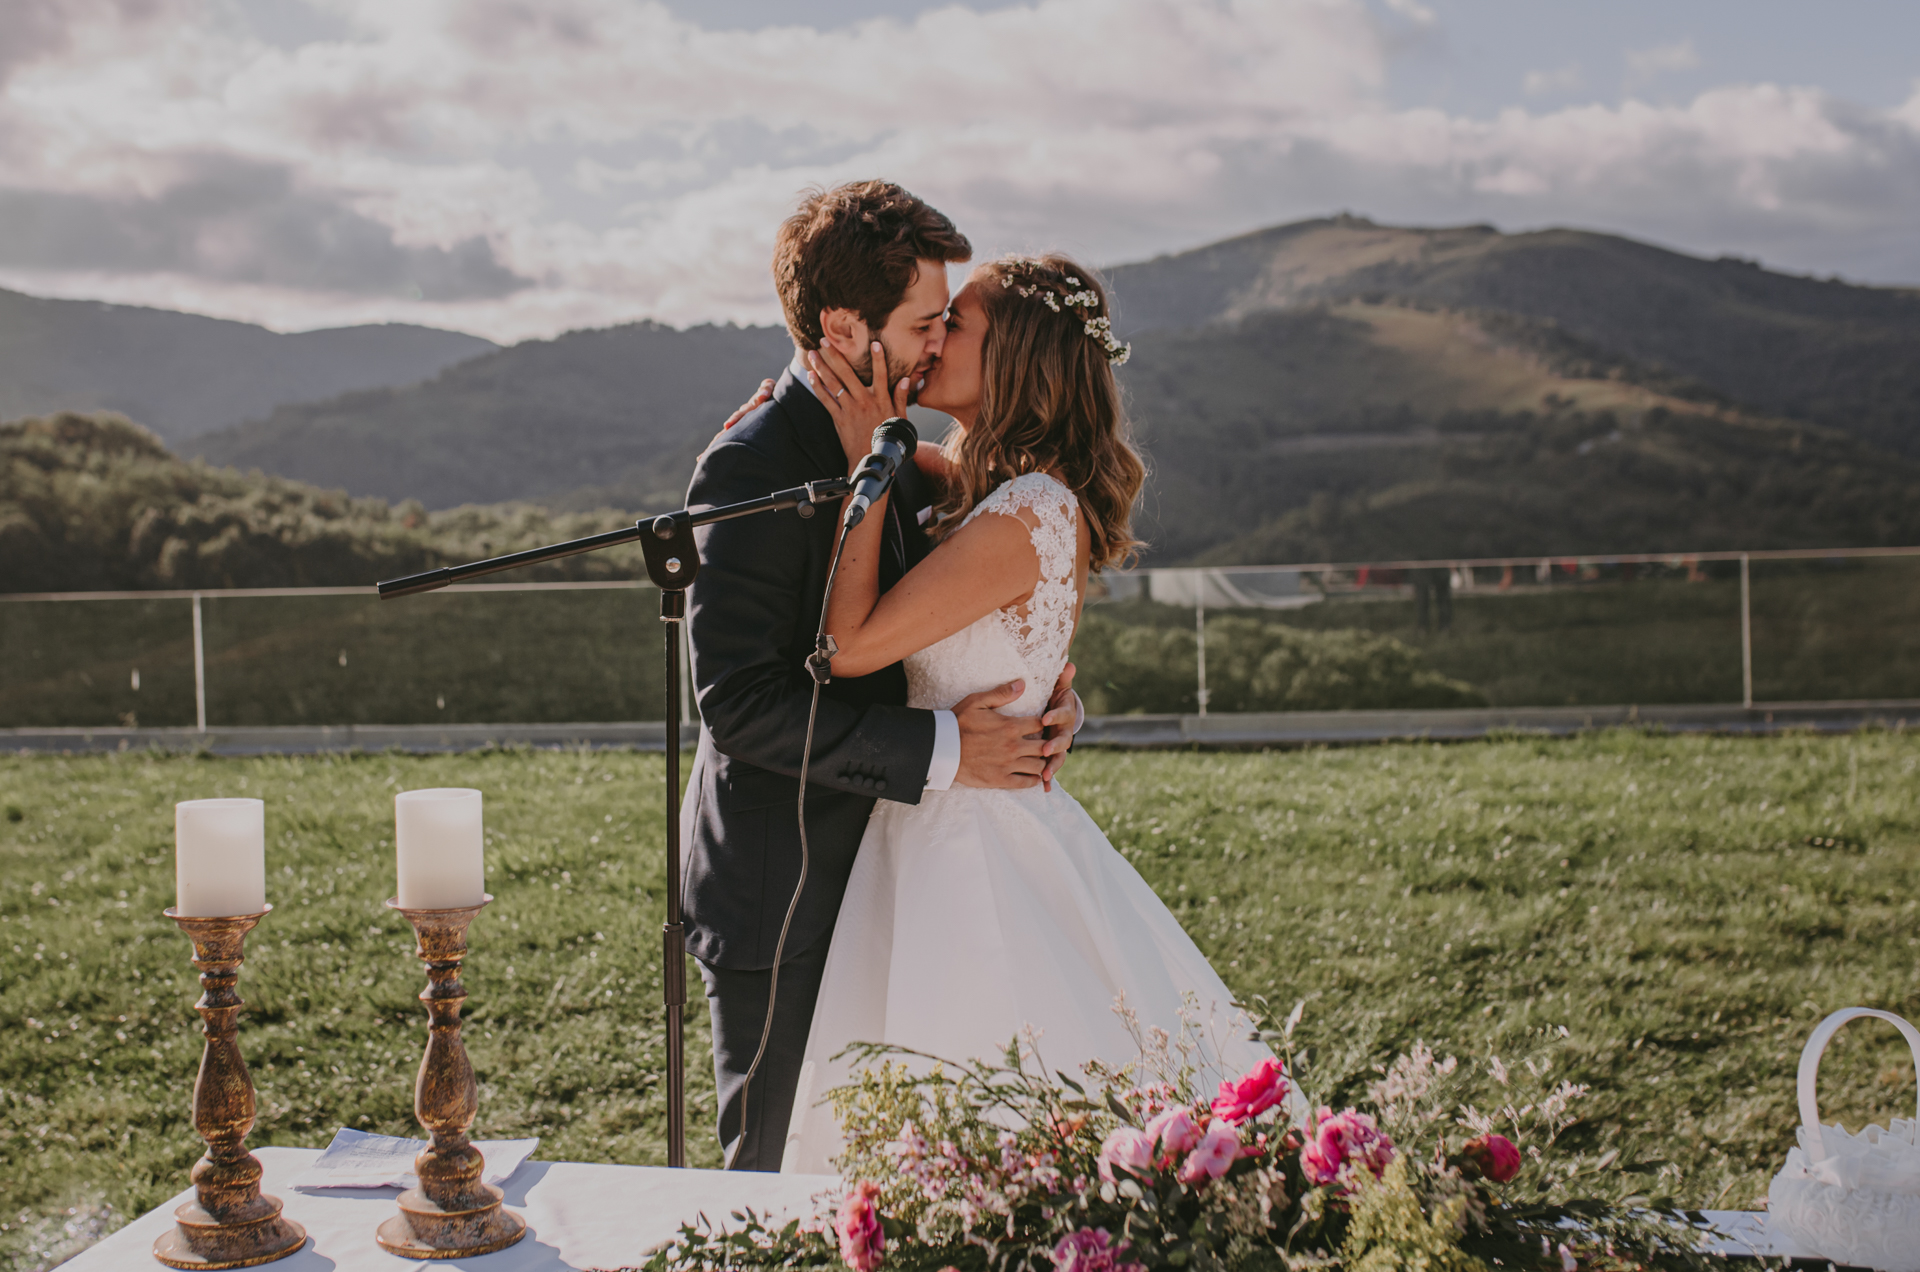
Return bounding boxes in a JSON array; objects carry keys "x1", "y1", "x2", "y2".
[{"x1": 928, "y1": 253, "x2": 1147, "y2": 570}]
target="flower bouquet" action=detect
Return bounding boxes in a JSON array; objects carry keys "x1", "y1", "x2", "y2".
[{"x1": 639, "y1": 1006, "x2": 1722, "y2": 1270}]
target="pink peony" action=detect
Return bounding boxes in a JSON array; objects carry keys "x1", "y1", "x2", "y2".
[
  {"x1": 1177, "y1": 1120, "x2": 1241, "y2": 1184},
  {"x1": 1211, "y1": 1056, "x2": 1290, "y2": 1124},
  {"x1": 1051, "y1": 1227, "x2": 1145, "y2": 1272},
  {"x1": 1300, "y1": 1108, "x2": 1395, "y2": 1189},
  {"x1": 1461, "y1": 1133, "x2": 1522, "y2": 1183},
  {"x1": 836, "y1": 1180, "x2": 885, "y2": 1271},
  {"x1": 1097, "y1": 1127, "x2": 1155, "y2": 1181},
  {"x1": 1145, "y1": 1106, "x2": 1203, "y2": 1156}
]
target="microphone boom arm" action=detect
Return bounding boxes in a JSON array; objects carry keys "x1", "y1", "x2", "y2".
[{"x1": 376, "y1": 475, "x2": 854, "y2": 598}]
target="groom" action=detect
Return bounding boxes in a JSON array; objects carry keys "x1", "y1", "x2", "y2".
[{"x1": 681, "y1": 180, "x2": 1082, "y2": 1171}]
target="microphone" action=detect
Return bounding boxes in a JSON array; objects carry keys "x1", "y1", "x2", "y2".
[{"x1": 841, "y1": 418, "x2": 918, "y2": 529}]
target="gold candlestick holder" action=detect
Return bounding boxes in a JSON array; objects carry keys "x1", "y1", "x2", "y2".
[
  {"x1": 154, "y1": 907, "x2": 307, "y2": 1269},
  {"x1": 376, "y1": 895, "x2": 528, "y2": 1259}
]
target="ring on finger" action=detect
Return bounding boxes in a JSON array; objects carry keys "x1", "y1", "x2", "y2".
[{"x1": 834, "y1": 388, "x2": 845, "y2": 399}]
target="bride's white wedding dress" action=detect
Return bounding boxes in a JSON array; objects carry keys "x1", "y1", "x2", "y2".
[{"x1": 781, "y1": 472, "x2": 1272, "y2": 1174}]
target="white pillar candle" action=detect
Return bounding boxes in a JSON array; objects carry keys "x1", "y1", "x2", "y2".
[
  {"x1": 395, "y1": 788, "x2": 486, "y2": 910},
  {"x1": 175, "y1": 799, "x2": 267, "y2": 917}
]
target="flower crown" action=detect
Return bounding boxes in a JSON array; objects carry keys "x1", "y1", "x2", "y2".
[{"x1": 997, "y1": 259, "x2": 1132, "y2": 367}]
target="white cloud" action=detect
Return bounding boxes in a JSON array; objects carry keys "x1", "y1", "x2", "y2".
[
  {"x1": 1625, "y1": 38, "x2": 1701, "y2": 89},
  {"x1": 1522, "y1": 64, "x2": 1584, "y2": 97},
  {"x1": 1382, "y1": 0, "x2": 1436, "y2": 26},
  {"x1": 0, "y1": 1, "x2": 1914, "y2": 342}
]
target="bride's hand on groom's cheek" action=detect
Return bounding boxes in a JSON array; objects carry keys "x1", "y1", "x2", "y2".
[{"x1": 810, "y1": 341, "x2": 912, "y2": 471}]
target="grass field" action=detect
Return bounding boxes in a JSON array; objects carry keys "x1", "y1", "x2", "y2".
[{"x1": 5, "y1": 732, "x2": 1920, "y2": 1269}]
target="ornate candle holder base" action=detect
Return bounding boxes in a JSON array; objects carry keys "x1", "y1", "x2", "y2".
[
  {"x1": 375, "y1": 1183, "x2": 527, "y2": 1260},
  {"x1": 155, "y1": 908, "x2": 307, "y2": 1270},
  {"x1": 376, "y1": 896, "x2": 528, "y2": 1260},
  {"x1": 154, "y1": 1197, "x2": 307, "y2": 1270}
]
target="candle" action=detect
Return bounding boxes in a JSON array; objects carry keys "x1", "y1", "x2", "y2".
[
  {"x1": 395, "y1": 788, "x2": 485, "y2": 910},
  {"x1": 175, "y1": 799, "x2": 267, "y2": 917}
]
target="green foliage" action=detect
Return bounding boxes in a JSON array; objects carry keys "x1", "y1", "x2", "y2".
[
  {"x1": 1072, "y1": 610, "x2": 1483, "y2": 715},
  {"x1": 0, "y1": 411, "x2": 648, "y2": 592},
  {"x1": 1343, "y1": 1159, "x2": 1487, "y2": 1272}
]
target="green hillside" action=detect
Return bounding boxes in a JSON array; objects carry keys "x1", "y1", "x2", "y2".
[
  {"x1": 0, "y1": 412, "x2": 645, "y2": 593},
  {"x1": 191, "y1": 321, "x2": 792, "y2": 511},
  {"x1": 1121, "y1": 301, "x2": 1920, "y2": 562},
  {"x1": 17, "y1": 215, "x2": 1920, "y2": 568},
  {"x1": 1108, "y1": 215, "x2": 1920, "y2": 457}
]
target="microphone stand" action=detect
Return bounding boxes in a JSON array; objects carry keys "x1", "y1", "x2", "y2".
[{"x1": 377, "y1": 473, "x2": 854, "y2": 1169}]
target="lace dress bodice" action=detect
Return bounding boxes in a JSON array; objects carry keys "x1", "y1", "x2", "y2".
[{"x1": 904, "y1": 472, "x2": 1079, "y2": 720}]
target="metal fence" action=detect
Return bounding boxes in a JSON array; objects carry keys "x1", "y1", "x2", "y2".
[{"x1": 4, "y1": 545, "x2": 1918, "y2": 729}]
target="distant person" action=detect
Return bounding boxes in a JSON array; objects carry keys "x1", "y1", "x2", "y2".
[{"x1": 1413, "y1": 566, "x2": 1452, "y2": 632}]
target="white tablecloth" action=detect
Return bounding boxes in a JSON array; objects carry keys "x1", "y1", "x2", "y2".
[
  {"x1": 67, "y1": 1147, "x2": 839, "y2": 1270},
  {"x1": 64, "y1": 1147, "x2": 1818, "y2": 1268}
]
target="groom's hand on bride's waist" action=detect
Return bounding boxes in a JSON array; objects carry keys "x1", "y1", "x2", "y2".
[
  {"x1": 1039, "y1": 661, "x2": 1082, "y2": 792},
  {"x1": 954, "y1": 679, "x2": 1051, "y2": 789}
]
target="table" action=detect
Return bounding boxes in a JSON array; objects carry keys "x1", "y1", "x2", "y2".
[
  {"x1": 66, "y1": 1149, "x2": 1824, "y2": 1269},
  {"x1": 66, "y1": 1148, "x2": 839, "y2": 1271}
]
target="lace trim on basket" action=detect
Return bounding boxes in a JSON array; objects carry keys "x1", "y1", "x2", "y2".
[{"x1": 961, "y1": 472, "x2": 1079, "y2": 670}]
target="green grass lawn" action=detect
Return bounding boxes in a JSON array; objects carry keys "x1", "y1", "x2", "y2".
[{"x1": 5, "y1": 732, "x2": 1920, "y2": 1268}]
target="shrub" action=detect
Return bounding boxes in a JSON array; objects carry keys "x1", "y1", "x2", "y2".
[{"x1": 1074, "y1": 609, "x2": 1485, "y2": 714}]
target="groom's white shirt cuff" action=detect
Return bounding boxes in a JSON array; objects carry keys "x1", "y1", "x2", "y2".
[
  {"x1": 926, "y1": 711, "x2": 960, "y2": 791},
  {"x1": 797, "y1": 351, "x2": 965, "y2": 791}
]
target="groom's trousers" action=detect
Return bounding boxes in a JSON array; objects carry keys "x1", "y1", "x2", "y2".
[{"x1": 695, "y1": 927, "x2": 833, "y2": 1172}]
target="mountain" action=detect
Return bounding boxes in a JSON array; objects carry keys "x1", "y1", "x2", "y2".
[
  {"x1": 191, "y1": 322, "x2": 794, "y2": 512},
  {"x1": 0, "y1": 287, "x2": 494, "y2": 444},
  {"x1": 1119, "y1": 297, "x2": 1920, "y2": 562},
  {"x1": 158, "y1": 215, "x2": 1920, "y2": 565},
  {"x1": 1107, "y1": 215, "x2": 1920, "y2": 458}
]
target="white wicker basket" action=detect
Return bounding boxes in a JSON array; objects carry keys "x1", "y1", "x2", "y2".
[{"x1": 1768, "y1": 1007, "x2": 1920, "y2": 1272}]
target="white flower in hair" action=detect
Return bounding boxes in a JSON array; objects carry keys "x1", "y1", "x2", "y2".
[{"x1": 999, "y1": 258, "x2": 1131, "y2": 365}]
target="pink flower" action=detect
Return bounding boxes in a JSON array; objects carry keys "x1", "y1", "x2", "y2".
[
  {"x1": 1461, "y1": 1133, "x2": 1522, "y2": 1183},
  {"x1": 1300, "y1": 1108, "x2": 1394, "y2": 1189},
  {"x1": 1097, "y1": 1127, "x2": 1155, "y2": 1181},
  {"x1": 1051, "y1": 1227, "x2": 1145, "y2": 1272},
  {"x1": 1211, "y1": 1056, "x2": 1290, "y2": 1124},
  {"x1": 836, "y1": 1180, "x2": 885, "y2": 1271},
  {"x1": 1145, "y1": 1106, "x2": 1202, "y2": 1156},
  {"x1": 1177, "y1": 1120, "x2": 1241, "y2": 1184}
]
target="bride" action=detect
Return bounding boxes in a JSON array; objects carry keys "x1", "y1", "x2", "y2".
[{"x1": 782, "y1": 253, "x2": 1273, "y2": 1174}]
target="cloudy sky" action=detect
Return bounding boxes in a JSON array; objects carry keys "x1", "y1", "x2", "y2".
[{"x1": 4, "y1": 0, "x2": 1916, "y2": 341}]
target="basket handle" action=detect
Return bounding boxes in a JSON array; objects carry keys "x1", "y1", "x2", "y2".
[{"x1": 1797, "y1": 1007, "x2": 1920, "y2": 1166}]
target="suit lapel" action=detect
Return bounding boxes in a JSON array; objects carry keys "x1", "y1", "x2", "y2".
[{"x1": 772, "y1": 369, "x2": 847, "y2": 481}]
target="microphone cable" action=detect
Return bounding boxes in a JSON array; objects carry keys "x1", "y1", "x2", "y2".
[
  {"x1": 729, "y1": 418, "x2": 914, "y2": 1165},
  {"x1": 733, "y1": 511, "x2": 852, "y2": 1161}
]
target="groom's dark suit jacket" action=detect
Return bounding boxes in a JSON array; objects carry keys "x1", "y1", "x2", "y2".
[{"x1": 680, "y1": 369, "x2": 938, "y2": 972}]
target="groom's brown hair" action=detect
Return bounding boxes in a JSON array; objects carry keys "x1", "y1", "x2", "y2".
[{"x1": 774, "y1": 181, "x2": 971, "y2": 350}]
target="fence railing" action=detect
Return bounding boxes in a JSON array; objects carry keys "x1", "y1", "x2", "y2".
[{"x1": 5, "y1": 545, "x2": 1918, "y2": 729}]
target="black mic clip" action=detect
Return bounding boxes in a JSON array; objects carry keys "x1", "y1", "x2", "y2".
[
  {"x1": 806, "y1": 633, "x2": 837, "y2": 686},
  {"x1": 796, "y1": 475, "x2": 852, "y2": 520}
]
